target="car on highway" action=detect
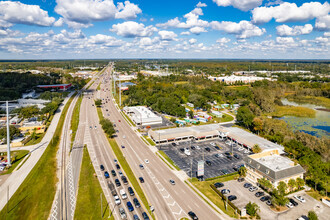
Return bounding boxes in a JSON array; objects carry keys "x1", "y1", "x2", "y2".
[
  {"x1": 121, "y1": 145, "x2": 125, "y2": 148},
  {"x1": 115, "y1": 179, "x2": 121, "y2": 187},
  {"x1": 145, "y1": 159, "x2": 149, "y2": 164},
  {"x1": 104, "y1": 171, "x2": 110, "y2": 178},
  {"x1": 116, "y1": 164, "x2": 120, "y2": 169},
  {"x1": 100, "y1": 164, "x2": 105, "y2": 171},
  {"x1": 94, "y1": 126, "x2": 97, "y2": 129},
  {"x1": 139, "y1": 177, "x2": 145, "y2": 183},
  {"x1": 133, "y1": 198, "x2": 141, "y2": 208},
  {"x1": 188, "y1": 211, "x2": 198, "y2": 220},
  {"x1": 127, "y1": 201, "x2": 134, "y2": 212},
  {"x1": 228, "y1": 195, "x2": 237, "y2": 201},
  {"x1": 120, "y1": 189, "x2": 127, "y2": 200},
  {"x1": 121, "y1": 176, "x2": 128, "y2": 184},
  {"x1": 214, "y1": 182, "x2": 224, "y2": 188},
  {"x1": 119, "y1": 171, "x2": 123, "y2": 177},
  {"x1": 114, "y1": 195, "x2": 121, "y2": 205},
  {"x1": 133, "y1": 214, "x2": 140, "y2": 220},
  {"x1": 169, "y1": 179, "x2": 175, "y2": 185},
  {"x1": 114, "y1": 159, "x2": 118, "y2": 163},
  {"x1": 111, "y1": 170, "x2": 116, "y2": 176},
  {"x1": 119, "y1": 208, "x2": 126, "y2": 219},
  {"x1": 142, "y1": 212, "x2": 150, "y2": 220},
  {"x1": 139, "y1": 164, "x2": 144, "y2": 169},
  {"x1": 128, "y1": 187, "x2": 135, "y2": 196}
]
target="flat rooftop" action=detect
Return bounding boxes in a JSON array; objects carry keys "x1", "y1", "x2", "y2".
[
  {"x1": 255, "y1": 154, "x2": 293, "y2": 172},
  {"x1": 157, "y1": 124, "x2": 220, "y2": 135}
]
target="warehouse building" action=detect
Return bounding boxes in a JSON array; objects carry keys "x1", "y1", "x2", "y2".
[
  {"x1": 123, "y1": 106, "x2": 162, "y2": 126},
  {"x1": 37, "y1": 83, "x2": 72, "y2": 91}
]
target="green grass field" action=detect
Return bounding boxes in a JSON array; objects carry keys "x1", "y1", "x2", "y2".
[
  {"x1": 0, "y1": 150, "x2": 29, "y2": 175},
  {"x1": 71, "y1": 95, "x2": 83, "y2": 150},
  {"x1": 271, "y1": 105, "x2": 316, "y2": 118},
  {"x1": 0, "y1": 93, "x2": 76, "y2": 220},
  {"x1": 74, "y1": 146, "x2": 113, "y2": 220},
  {"x1": 24, "y1": 133, "x2": 45, "y2": 146}
]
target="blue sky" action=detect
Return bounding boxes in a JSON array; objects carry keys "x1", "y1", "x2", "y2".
[{"x1": 0, "y1": 0, "x2": 329, "y2": 59}]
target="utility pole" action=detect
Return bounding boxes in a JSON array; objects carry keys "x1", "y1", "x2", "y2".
[
  {"x1": 6, "y1": 101, "x2": 11, "y2": 166},
  {"x1": 119, "y1": 80, "x2": 121, "y2": 107}
]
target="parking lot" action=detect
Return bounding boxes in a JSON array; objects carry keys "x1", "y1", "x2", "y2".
[
  {"x1": 221, "y1": 180, "x2": 330, "y2": 220},
  {"x1": 158, "y1": 139, "x2": 250, "y2": 179}
]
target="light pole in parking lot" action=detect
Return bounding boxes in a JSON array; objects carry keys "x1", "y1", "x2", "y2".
[{"x1": 190, "y1": 157, "x2": 193, "y2": 179}]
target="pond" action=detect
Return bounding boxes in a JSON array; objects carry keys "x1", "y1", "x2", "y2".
[{"x1": 279, "y1": 99, "x2": 330, "y2": 138}]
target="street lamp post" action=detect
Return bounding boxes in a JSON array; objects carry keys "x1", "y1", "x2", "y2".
[{"x1": 6, "y1": 101, "x2": 11, "y2": 166}]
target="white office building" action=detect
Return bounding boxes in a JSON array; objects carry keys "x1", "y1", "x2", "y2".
[{"x1": 123, "y1": 106, "x2": 162, "y2": 126}]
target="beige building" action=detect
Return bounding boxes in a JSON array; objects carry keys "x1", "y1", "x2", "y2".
[{"x1": 243, "y1": 149, "x2": 305, "y2": 187}]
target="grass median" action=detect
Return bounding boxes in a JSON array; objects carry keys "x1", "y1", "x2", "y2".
[
  {"x1": 0, "y1": 150, "x2": 29, "y2": 175},
  {"x1": 157, "y1": 150, "x2": 180, "y2": 171},
  {"x1": 74, "y1": 146, "x2": 113, "y2": 220},
  {"x1": 70, "y1": 95, "x2": 83, "y2": 150},
  {"x1": 0, "y1": 93, "x2": 76, "y2": 219}
]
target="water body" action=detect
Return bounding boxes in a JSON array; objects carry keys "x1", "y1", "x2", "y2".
[{"x1": 279, "y1": 99, "x2": 330, "y2": 138}]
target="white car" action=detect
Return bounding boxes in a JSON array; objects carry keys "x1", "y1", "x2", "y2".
[
  {"x1": 145, "y1": 159, "x2": 149, "y2": 164},
  {"x1": 114, "y1": 195, "x2": 121, "y2": 205},
  {"x1": 210, "y1": 142, "x2": 216, "y2": 146},
  {"x1": 119, "y1": 171, "x2": 123, "y2": 177},
  {"x1": 244, "y1": 149, "x2": 250, "y2": 154},
  {"x1": 195, "y1": 145, "x2": 200, "y2": 150},
  {"x1": 184, "y1": 148, "x2": 191, "y2": 156},
  {"x1": 294, "y1": 195, "x2": 306, "y2": 203},
  {"x1": 286, "y1": 202, "x2": 293, "y2": 208},
  {"x1": 120, "y1": 189, "x2": 127, "y2": 200}
]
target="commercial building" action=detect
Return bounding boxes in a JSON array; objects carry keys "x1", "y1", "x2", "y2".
[
  {"x1": 117, "y1": 82, "x2": 136, "y2": 91},
  {"x1": 123, "y1": 106, "x2": 162, "y2": 126},
  {"x1": 140, "y1": 70, "x2": 172, "y2": 77},
  {"x1": 114, "y1": 74, "x2": 137, "y2": 81},
  {"x1": 243, "y1": 149, "x2": 305, "y2": 187},
  {"x1": 0, "y1": 99, "x2": 49, "y2": 111},
  {"x1": 37, "y1": 83, "x2": 72, "y2": 91},
  {"x1": 208, "y1": 75, "x2": 272, "y2": 84}
]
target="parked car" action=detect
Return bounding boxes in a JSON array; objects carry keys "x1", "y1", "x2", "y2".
[
  {"x1": 228, "y1": 195, "x2": 237, "y2": 201},
  {"x1": 115, "y1": 179, "x2": 121, "y2": 187},
  {"x1": 289, "y1": 198, "x2": 298, "y2": 206},
  {"x1": 114, "y1": 159, "x2": 118, "y2": 163},
  {"x1": 127, "y1": 201, "x2": 134, "y2": 212},
  {"x1": 133, "y1": 214, "x2": 140, "y2": 220},
  {"x1": 116, "y1": 164, "x2": 120, "y2": 169},
  {"x1": 294, "y1": 195, "x2": 306, "y2": 203},
  {"x1": 145, "y1": 159, "x2": 149, "y2": 164},
  {"x1": 128, "y1": 187, "x2": 135, "y2": 196},
  {"x1": 266, "y1": 200, "x2": 272, "y2": 206},
  {"x1": 205, "y1": 147, "x2": 211, "y2": 152},
  {"x1": 104, "y1": 171, "x2": 110, "y2": 178},
  {"x1": 214, "y1": 182, "x2": 224, "y2": 188},
  {"x1": 233, "y1": 154, "x2": 240, "y2": 159},
  {"x1": 226, "y1": 155, "x2": 233, "y2": 160},
  {"x1": 255, "y1": 192, "x2": 264, "y2": 197},
  {"x1": 179, "y1": 148, "x2": 185, "y2": 153},
  {"x1": 172, "y1": 143, "x2": 176, "y2": 146},
  {"x1": 118, "y1": 171, "x2": 123, "y2": 177},
  {"x1": 244, "y1": 183, "x2": 252, "y2": 188},
  {"x1": 139, "y1": 177, "x2": 145, "y2": 183},
  {"x1": 225, "y1": 152, "x2": 231, "y2": 156},
  {"x1": 122, "y1": 176, "x2": 128, "y2": 184},
  {"x1": 237, "y1": 177, "x2": 244, "y2": 182},
  {"x1": 215, "y1": 153, "x2": 221, "y2": 158},
  {"x1": 133, "y1": 198, "x2": 141, "y2": 208},
  {"x1": 142, "y1": 212, "x2": 150, "y2": 220},
  {"x1": 100, "y1": 164, "x2": 105, "y2": 171},
  {"x1": 119, "y1": 208, "x2": 126, "y2": 219},
  {"x1": 191, "y1": 146, "x2": 196, "y2": 150},
  {"x1": 169, "y1": 179, "x2": 176, "y2": 185},
  {"x1": 120, "y1": 189, "x2": 127, "y2": 200},
  {"x1": 111, "y1": 170, "x2": 116, "y2": 176},
  {"x1": 188, "y1": 211, "x2": 198, "y2": 220},
  {"x1": 221, "y1": 189, "x2": 230, "y2": 194},
  {"x1": 260, "y1": 196, "x2": 271, "y2": 202},
  {"x1": 205, "y1": 160, "x2": 212, "y2": 166},
  {"x1": 215, "y1": 146, "x2": 220, "y2": 150},
  {"x1": 286, "y1": 202, "x2": 294, "y2": 208},
  {"x1": 139, "y1": 164, "x2": 144, "y2": 169},
  {"x1": 221, "y1": 169, "x2": 229, "y2": 175},
  {"x1": 195, "y1": 146, "x2": 200, "y2": 150},
  {"x1": 249, "y1": 186, "x2": 258, "y2": 192}
]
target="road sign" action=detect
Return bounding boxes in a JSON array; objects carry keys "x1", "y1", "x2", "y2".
[{"x1": 197, "y1": 160, "x2": 204, "y2": 177}]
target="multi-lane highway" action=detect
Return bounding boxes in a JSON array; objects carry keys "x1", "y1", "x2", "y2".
[{"x1": 94, "y1": 64, "x2": 227, "y2": 220}]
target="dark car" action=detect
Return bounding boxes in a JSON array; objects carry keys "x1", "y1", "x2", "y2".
[
  {"x1": 228, "y1": 195, "x2": 237, "y2": 201},
  {"x1": 104, "y1": 171, "x2": 110, "y2": 178},
  {"x1": 133, "y1": 198, "x2": 141, "y2": 208},
  {"x1": 100, "y1": 164, "x2": 105, "y2": 171},
  {"x1": 188, "y1": 211, "x2": 198, "y2": 220},
  {"x1": 205, "y1": 147, "x2": 211, "y2": 152},
  {"x1": 115, "y1": 179, "x2": 121, "y2": 187},
  {"x1": 289, "y1": 198, "x2": 299, "y2": 206},
  {"x1": 244, "y1": 183, "x2": 252, "y2": 188},
  {"x1": 122, "y1": 176, "x2": 128, "y2": 184},
  {"x1": 111, "y1": 170, "x2": 116, "y2": 176},
  {"x1": 142, "y1": 212, "x2": 150, "y2": 220},
  {"x1": 237, "y1": 177, "x2": 245, "y2": 182},
  {"x1": 139, "y1": 177, "x2": 145, "y2": 183},
  {"x1": 116, "y1": 164, "x2": 120, "y2": 169},
  {"x1": 127, "y1": 201, "x2": 134, "y2": 212},
  {"x1": 215, "y1": 146, "x2": 220, "y2": 150},
  {"x1": 225, "y1": 152, "x2": 231, "y2": 156},
  {"x1": 172, "y1": 143, "x2": 176, "y2": 146},
  {"x1": 226, "y1": 155, "x2": 233, "y2": 160},
  {"x1": 191, "y1": 146, "x2": 196, "y2": 150},
  {"x1": 214, "y1": 182, "x2": 224, "y2": 188},
  {"x1": 133, "y1": 215, "x2": 140, "y2": 220},
  {"x1": 255, "y1": 192, "x2": 264, "y2": 197},
  {"x1": 260, "y1": 196, "x2": 271, "y2": 202},
  {"x1": 121, "y1": 145, "x2": 125, "y2": 148},
  {"x1": 233, "y1": 154, "x2": 240, "y2": 159},
  {"x1": 179, "y1": 148, "x2": 184, "y2": 153},
  {"x1": 205, "y1": 160, "x2": 212, "y2": 166},
  {"x1": 221, "y1": 169, "x2": 229, "y2": 175},
  {"x1": 221, "y1": 189, "x2": 230, "y2": 194},
  {"x1": 128, "y1": 187, "x2": 135, "y2": 196}
]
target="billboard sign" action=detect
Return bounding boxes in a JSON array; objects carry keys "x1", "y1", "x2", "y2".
[{"x1": 197, "y1": 160, "x2": 204, "y2": 177}]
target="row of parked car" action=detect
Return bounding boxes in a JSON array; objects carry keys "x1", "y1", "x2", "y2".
[{"x1": 214, "y1": 182, "x2": 238, "y2": 202}]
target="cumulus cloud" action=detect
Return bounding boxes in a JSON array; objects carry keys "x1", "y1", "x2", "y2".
[
  {"x1": 180, "y1": 31, "x2": 190, "y2": 35},
  {"x1": 196, "y1": 2, "x2": 207, "y2": 8},
  {"x1": 88, "y1": 34, "x2": 123, "y2": 46},
  {"x1": 189, "y1": 38, "x2": 197, "y2": 44},
  {"x1": 216, "y1": 37, "x2": 231, "y2": 44},
  {"x1": 252, "y1": 2, "x2": 330, "y2": 23},
  {"x1": 213, "y1": 0, "x2": 263, "y2": 11},
  {"x1": 210, "y1": 20, "x2": 266, "y2": 39},
  {"x1": 0, "y1": 1, "x2": 55, "y2": 26},
  {"x1": 315, "y1": 15, "x2": 330, "y2": 31},
  {"x1": 276, "y1": 37, "x2": 294, "y2": 44},
  {"x1": 111, "y1": 21, "x2": 157, "y2": 37},
  {"x1": 115, "y1": 1, "x2": 142, "y2": 20},
  {"x1": 276, "y1": 24, "x2": 313, "y2": 36},
  {"x1": 158, "y1": 30, "x2": 177, "y2": 41},
  {"x1": 189, "y1": 27, "x2": 207, "y2": 34}
]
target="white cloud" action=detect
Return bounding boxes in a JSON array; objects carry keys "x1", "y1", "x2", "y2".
[
  {"x1": 111, "y1": 21, "x2": 157, "y2": 37},
  {"x1": 115, "y1": 1, "x2": 142, "y2": 20},
  {"x1": 196, "y1": 2, "x2": 207, "y2": 8},
  {"x1": 180, "y1": 31, "x2": 190, "y2": 35},
  {"x1": 189, "y1": 27, "x2": 207, "y2": 34},
  {"x1": 210, "y1": 20, "x2": 266, "y2": 39},
  {"x1": 315, "y1": 15, "x2": 330, "y2": 31},
  {"x1": 189, "y1": 38, "x2": 197, "y2": 44},
  {"x1": 276, "y1": 24, "x2": 313, "y2": 36},
  {"x1": 0, "y1": 1, "x2": 55, "y2": 26},
  {"x1": 158, "y1": 30, "x2": 177, "y2": 41},
  {"x1": 213, "y1": 0, "x2": 263, "y2": 11},
  {"x1": 216, "y1": 37, "x2": 231, "y2": 44},
  {"x1": 54, "y1": 18, "x2": 64, "y2": 27},
  {"x1": 276, "y1": 37, "x2": 294, "y2": 44},
  {"x1": 88, "y1": 34, "x2": 123, "y2": 46},
  {"x1": 324, "y1": 32, "x2": 330, "y2": 37},
  {"x1": 252, "y1": 2, "x2": 330, "y2": 23}
]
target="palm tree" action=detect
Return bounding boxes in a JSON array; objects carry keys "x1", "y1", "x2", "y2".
[
  {"x1": 288, "y1": 179, "x2": 296, "y2": 192},
  {"x1": 238, "y1": 166, "x2": 247, "y2": 177},
  {"x1": 296, "y1": 177, "x2": 305, "y2": 190},
  {"x1": 252, "y1": 144, "x2": 261, "y2": 153}
]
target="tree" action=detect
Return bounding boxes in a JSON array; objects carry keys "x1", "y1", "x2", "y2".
[
  {"x1": 252, "y1": 144, "x2": 262, "y2": 153},
  {"x1": 271, "y1": 188, "x2": 288, "y2": 206},
  {"x1": 308, "y1": 211, "x2": 318, "y2": 220},
  {"x1": 253, "y1": 117, "x2": 263, "y2": 135},
  {"x1": 100, "y1": 119, "x2": 115, "y2": 138},
  {"x1": 288, "y1": 179, "x2": 297, "y2": 192},
  {"x1": 236, "y1": 106, "x2": 255, "y2": 129},
  {"x1": 246, "y1": 202, "x2": 260, "y2": 217},
  {"x1": 0, "y1": 126, "x2": 21, "y2": 140},
  {"x1": 277, "y1": 181, "x2": 288, "y2": 195},
  {"x1": 95, "y1": 99, "x2": 102, "y2": 107},
  {"x1": 19, "y1": 105, "x2": 40, "y2": 118},
  {"x1": 238, "y1": 166, "x2": 247, "y2": 177},
  {"x1": 296, "y1": 177, "x2": 305, "y2": 189},
  {"x1": 188, "y1": 110, "x2": 194, "y2": 119}
]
